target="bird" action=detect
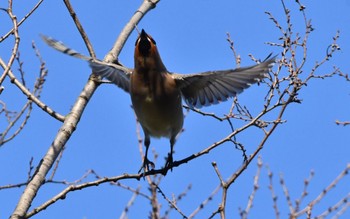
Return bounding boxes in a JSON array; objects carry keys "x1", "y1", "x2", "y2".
[{"x1": 41, "y1": 29, "x2": 276, "y2": 174}]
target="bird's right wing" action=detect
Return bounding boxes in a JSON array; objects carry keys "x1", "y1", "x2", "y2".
[
  {"x1": 89, "y1": 61, "x2": 132, "y2": 93},
  {"x1": 173, "y1": 56, "x2": 276, "y2": 108},
  {"x1": 41, "y1": 35, "x2": 132, "y2": 93}
]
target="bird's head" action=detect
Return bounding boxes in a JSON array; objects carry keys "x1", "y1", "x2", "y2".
[{"x1": 134, "y1": 29, "x2": 166, "y2": 71}]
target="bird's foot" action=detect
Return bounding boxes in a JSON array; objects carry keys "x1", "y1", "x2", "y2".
[
  {"x1": 138, "y1": 157, "x2": 155, "y2": 175},
  {"x1": 164, "y1": 153, "x2": 174, "y2": 172}
]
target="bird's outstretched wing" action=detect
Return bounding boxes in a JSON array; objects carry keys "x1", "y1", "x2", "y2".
[
  {"x1": 41, "y1": 35, "x2": 132, "y2": 93},
  {"x1": 173, "y1": 56, "x2": 276, "y2": 108},
  {"x1": 88, "y1": 61, "x2": 131, "y2": 93}
]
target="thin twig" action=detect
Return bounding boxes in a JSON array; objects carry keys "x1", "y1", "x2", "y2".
[
  {"x1": 63, "y1": 0, "x2": 96, "y2": 58},
  {"x1": 0, "y1": 0, "x2": 44, "y2": 43},
  {"x1": 240, "y1": 156, "x2": 263, "y2": 219},
  {"x1": 267, "y1": 165, "x2": 280, "y2": 219},
  {"x1": 295, "y1": 170, "x2": 314, "y2": 212},
  {"x1": 0, "y1": 58, "x2": 65, "y2": 121},
  {"x1": 188, "y1": 184, "x2": 221, "y2": 219},
  {"x1": 315, "y1": 193, "x2": 350, "y2": 219},
  {"x1": 119, "y1": 186, "x2": 141, "y2": 219},
  {"x1": 163, "y1": 184, "x2": 192, "y2": 218},
  {"x1": 295, "y1": 164, "x2": 350, "y2": 217},
  {"x1": 154, "y1": 183, "x2": 188, "y2": 218},
  {"x1": 279, "y1": 173, "x2": 295, "y2": 215},
  {"x1": 226, "y1": 32, "x2": 241, "y2": 67}
]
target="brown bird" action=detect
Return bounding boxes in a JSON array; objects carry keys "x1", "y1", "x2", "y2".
[{"x1": 42, "y1": 29, "x2": 275, "y2": 174}]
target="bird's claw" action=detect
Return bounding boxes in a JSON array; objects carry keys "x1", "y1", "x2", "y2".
[{"x1": 138, "y1": 157, "x2": 155, "y2": 175}]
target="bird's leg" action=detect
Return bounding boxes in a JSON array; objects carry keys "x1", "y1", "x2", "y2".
[
  {"x1": 138, "y1": 135, "x2": 155, "y2": 174},
  {"x1": 165, "y1": 137, "x2": 175, "y2": 171}
]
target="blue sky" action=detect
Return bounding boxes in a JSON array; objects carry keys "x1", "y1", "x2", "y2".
[{"x1": 1, "y1": 0, "x2": 350, "y2": 218}]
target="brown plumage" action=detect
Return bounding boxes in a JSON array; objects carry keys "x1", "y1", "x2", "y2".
[
  {"x1": 131, "y1": 30, "x2": 184, "y2": 172},
  {"x1": 41, "y1": 29, "x2": 276, "y2": 174}
]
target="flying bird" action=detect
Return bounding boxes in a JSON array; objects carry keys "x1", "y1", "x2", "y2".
[{"x1": 41, "y1": 29, "x2": 275, "y2": 174}]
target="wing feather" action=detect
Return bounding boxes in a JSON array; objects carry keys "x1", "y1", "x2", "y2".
[
  {"x1": 41, "y1": 35, "x2": 132, "y2": 93},
  {"x1": 89, "y1": 61, "x2": 131, "y2": 93},
  {"x1": 174, "y1": 56, "x2": 276, "y2": 108}
]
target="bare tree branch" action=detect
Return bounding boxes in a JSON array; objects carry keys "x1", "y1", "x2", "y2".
[
  {"x1": 267, "y1": 164, "x2": 280, "y2": 219},
  {"x1": 239, "y1": 156, "x2": 263, "y2": 219},
  {"x1": 1, "y1": 41, "x2": 48, "y2": 146},
  {"x1": 0, "y1": 0, "x2": 44, "y2": 43},
  {"x1": 63, "y1": 0, "x2": 96, "y2": 58},
  {"x1": 294, "y1": 164, "x2": 350, "y2": 218}
]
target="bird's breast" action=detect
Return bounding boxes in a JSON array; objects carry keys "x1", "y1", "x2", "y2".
[{"x1": 130, "y1": 69, "x2": 184, "y2": 138}]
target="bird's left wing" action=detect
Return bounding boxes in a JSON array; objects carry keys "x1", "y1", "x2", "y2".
[
  {"x1": 41, "y1": 35, "x2": 132, "y2": 93},
  {"x1": 173, "y1": 56, "x2": 276, "y2": 108}
]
